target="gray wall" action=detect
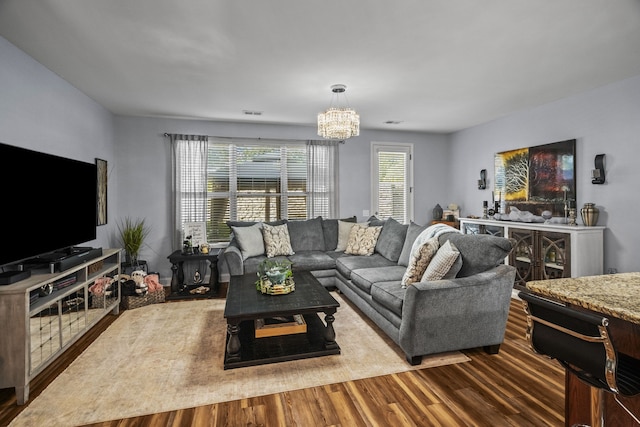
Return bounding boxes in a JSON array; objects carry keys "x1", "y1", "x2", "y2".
[
  {"x1": 449, "y1": 74, "x2": 640, "y2": 274},
  {"x1": 0, "y1": 36, "x2": 117, "y2": 251},
  {"x1": 113, "y1": 116, "x2": 449, "y2": 281}
]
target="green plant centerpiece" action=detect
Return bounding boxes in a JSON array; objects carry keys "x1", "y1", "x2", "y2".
[
  {"x1": 117, "y1": 216, "x2": 150, "y2": 267},
  {"x1": 256, "y1": 258, "x2": 295, "y2": 295}
]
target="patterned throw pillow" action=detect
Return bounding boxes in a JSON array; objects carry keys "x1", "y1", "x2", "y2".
[
  {"x1": 336, "y1": 220, "x2": 369, "y2": 252},
  {"x1": 421, "y1": 240, "x2": 461, "y2": 282},
  {"x1": 345, "y1": 225, "x2": 382, "y2": 256},
  {"x1": 261, "y1": 223, "x2": 295, "y2": 258},
  {"x1": 401, "y1": 237, "x2": 439, "y2": 288}
]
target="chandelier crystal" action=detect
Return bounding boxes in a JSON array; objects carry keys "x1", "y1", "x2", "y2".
[{"x1": 317, "y1": 84, "x2": 360, "y2": 140}]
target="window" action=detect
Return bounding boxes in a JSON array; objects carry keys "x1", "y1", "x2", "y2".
[
  {"x1": 371, "y1": 142, "x2": 413, "y2": 224},
  {"x1": 171, "y1": 136, "x2": 338, "y2": 244},
  {"x1": 208, "y1": 142, "x2": 308, "y2": 241}
]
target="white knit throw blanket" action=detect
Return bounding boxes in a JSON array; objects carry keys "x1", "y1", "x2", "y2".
[{"x1": 409, "y1": 223, "x2": 461, "y2": 258}]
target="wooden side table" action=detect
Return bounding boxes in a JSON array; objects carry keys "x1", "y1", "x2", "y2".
[{"x1": 167, "y1": 249, "x2": 221, "y2": 299}]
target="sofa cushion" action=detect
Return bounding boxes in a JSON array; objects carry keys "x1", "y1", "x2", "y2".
[
  {"x1": 421, "y1": 240, "x2": 461, "y2": 282},
  {"x1": 370, "y1": 281, "x2": 405, "y2": 318},
  {"x1": 336, "y1": 253, "x2": 396, "y2": 279},
  {"x1": 351, "y1": 266, "x2": 407, "y2": 294},
  {"x1": 322, "y1": 216, "x2": 356, "y2": 251},
  {"x1": 287, "y1": 216, "x2": 325, "y2": 252},
  {"x1": 336, "y1": 220, "x2": 369, "y2": 251},
  {"x1": 438, "y1": 233, "x2": 515, "y2": 277},
  {"x1": 262, "y1": 223, "x2": 295, "y2": 257},
  {"x1": 398, "y1": 222, "x2": 428, "y2": 267},
  {"x1": 230, "y1": 223, "x2": 265, "y2": 260},
  {"x1": 375, "y1": 217, "x2": 408, "y2": 263},
  {"x1": 324, "y1": 250, "x2": 345, "y2": 260},
  {"x1": 401, "y1": 237, "x2": 439, "y2": 288},
  {"x1": 346, "y1": 225, "x2": 382, "y2": 256},
  {"x1": 367, "y1": 215, "x2": 387, "y2": 227},
  {"x1": 288, "y1": 251, "x2": 336, "y2": 271}
]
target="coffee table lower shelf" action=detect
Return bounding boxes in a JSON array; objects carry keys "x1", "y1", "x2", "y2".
[{"x1": 224, "y1": 313, "x2": 340, "y2": 369}]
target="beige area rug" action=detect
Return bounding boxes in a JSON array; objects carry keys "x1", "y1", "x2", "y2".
[{"x1": 11, "y1": 292, "x2": 469, "y2": 426}]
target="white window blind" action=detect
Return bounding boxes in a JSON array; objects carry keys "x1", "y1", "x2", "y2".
[
  {"x1": 372, "y1": 143, "x2": 413, "y2": 224},
  {"x1": 173, "y1": 136, "x2": 337, "y2": 243},
  {"x1": 206, "y1": 140, "x2": 324, "y2": 241}
]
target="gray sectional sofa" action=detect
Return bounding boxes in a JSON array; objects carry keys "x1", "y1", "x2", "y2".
[{"x1": 218, "y1": 216, "x2": 517, "y2": 364}]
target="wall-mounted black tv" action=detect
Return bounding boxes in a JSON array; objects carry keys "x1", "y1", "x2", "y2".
[{"x1": 0, "y1": 142, "x2": 97, "y2": 268}]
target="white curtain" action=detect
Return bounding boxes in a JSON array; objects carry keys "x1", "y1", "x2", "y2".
[
  {"x1": 170, "y1": 134, "x2": 209, "y2": 250},
  {"x1": 307, "y1": 140, "x2": 339, "y2": 219}
]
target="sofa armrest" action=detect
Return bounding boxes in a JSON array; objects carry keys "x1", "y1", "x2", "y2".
[
  {"x1": 217, "y1": 244, "x2": 244, "y2": 282},
  {"x1": 399, "y1": 264, "x2": 516, "y2": 358}
]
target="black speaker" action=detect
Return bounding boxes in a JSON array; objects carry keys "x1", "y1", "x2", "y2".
[
  {"x1": 0, "y1": 270, "x2": 31, "y2": 285},
  {"x1": 56, "y1": 247, "x2": 103, "y2": 272}
]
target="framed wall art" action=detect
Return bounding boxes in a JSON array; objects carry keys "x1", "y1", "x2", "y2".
[
  {"x1": 494, "y1": 139, "x2": 576, "y2": 217},
  {"x1": 96, "y1": 158, "x2": 108, "y2": 226}
]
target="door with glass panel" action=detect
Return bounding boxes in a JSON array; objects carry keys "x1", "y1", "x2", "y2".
[{"x1": 372, "y1": 143, "x2": 413, "y2": 224}]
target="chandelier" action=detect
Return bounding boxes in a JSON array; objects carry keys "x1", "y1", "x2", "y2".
[{"x1": 317, "y1": 84, "x2": 360, "y2": 140}]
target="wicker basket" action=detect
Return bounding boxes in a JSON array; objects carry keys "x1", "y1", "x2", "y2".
[
  {"x1": 87, "y1": 260, "x2": 104, "y2": 275},
  {"x1": 90, "y1": 294, "x2": 118, "y2": 309},
  {"x1": 120, "y1": 289, "x2": 166, "y2": 310}
]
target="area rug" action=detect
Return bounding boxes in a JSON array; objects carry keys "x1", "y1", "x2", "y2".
[{"x1": 11, "y1": 292, "x2": 469, "y2": 426}]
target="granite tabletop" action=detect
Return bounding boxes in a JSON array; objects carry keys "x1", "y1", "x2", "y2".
[{"x1": 525, "y1": 272, "x2": 640, "y2": 325}]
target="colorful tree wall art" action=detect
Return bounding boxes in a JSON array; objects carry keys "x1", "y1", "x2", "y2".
[{"x1": 495, "y1": 139, "x2": 576, "y2": 217}]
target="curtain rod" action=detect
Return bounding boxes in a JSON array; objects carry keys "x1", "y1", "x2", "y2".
[{"x1": 163, "y1": 133, "x2": 344, "y2": 144}]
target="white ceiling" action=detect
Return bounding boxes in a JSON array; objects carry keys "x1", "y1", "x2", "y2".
[{"x1": 2, "y1": 0, "x2": 640, "y2": 134}]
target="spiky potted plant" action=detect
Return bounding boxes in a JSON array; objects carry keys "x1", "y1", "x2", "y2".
[{"x1": 118, "y1": 217, "x2": 150, "y2": 267}]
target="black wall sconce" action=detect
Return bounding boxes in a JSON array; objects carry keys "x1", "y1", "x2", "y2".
[
  {"x1": 478, "y1": 169, "x2": 487, "y2": 189},
  {"x1": 592, "y1": 154, "x2": 605, "y2": 184}
]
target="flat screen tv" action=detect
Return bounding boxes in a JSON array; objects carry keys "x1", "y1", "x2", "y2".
[{"x1": 0, "y1": 142, "x2": 97, "y2": 268}]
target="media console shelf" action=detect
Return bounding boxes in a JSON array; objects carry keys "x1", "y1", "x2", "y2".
[{"x1": 0, "y1": 248, "x2": 121, "y2": 405}]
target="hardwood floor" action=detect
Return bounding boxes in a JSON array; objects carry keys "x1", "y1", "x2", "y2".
[{"x1": 0, "y1": 298, "x2": 565, "y2": 427}]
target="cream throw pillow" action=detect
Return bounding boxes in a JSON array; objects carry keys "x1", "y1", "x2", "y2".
[
  {"x1": 401, "y1": 237, "x2": 439, "y2": 288},
  {"x1": 261, "y1": 223, "x2": 295, "y2": 258},
  {"x1": 345, "y1": 225, "x2": 382, "y2": 256},
  {"x1": 421, "y1": 240, "x2": 461, "y2": 282},
  {"x1": 336, "y1": 220, "x2": 369, "y2": 252}
]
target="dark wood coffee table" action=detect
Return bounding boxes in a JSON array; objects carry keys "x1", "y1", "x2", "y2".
[{"x1": 223, "y1": 270, "x2": 340, "y2": 369}]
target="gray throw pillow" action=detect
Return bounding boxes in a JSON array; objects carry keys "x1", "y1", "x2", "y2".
[
  {"x1": 322, "y1": 216, "x2": 356, "y2": 251},
  {"x1": 438, "y1": 233, "x2": 515, "y2": 277},
  {"x1": 287, "y1": 216, "x2": 325, "y2": 252},
  {"x1": 398, "y1": 222, "x2": 428, "y2": 266},
  {"x1": 230, "y1": 223, "x2": 265, "y2": 260},
  {"x1": 374, "y1": 217, "x2": 408, "y2": 262}
]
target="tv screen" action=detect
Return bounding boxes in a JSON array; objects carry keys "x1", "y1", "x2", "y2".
[{"x1": 0, "y1": 142, "x2": 97, "y2": 268}]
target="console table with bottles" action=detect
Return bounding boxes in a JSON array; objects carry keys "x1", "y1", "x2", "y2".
[{"x1": 458, "y1": 218, "x2": 605, "y2": 288}]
